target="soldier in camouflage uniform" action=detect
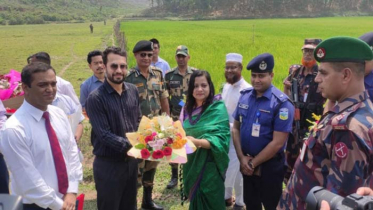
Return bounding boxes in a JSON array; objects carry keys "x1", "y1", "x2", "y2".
[
  {"x1": 278, "y1": 37, "x2": 373, "y2": 209},
  {"x1": 164, "y1": 45, "x2": 196, "y2": 189},
  {"x1": 125, "y1": 40, "x2": 169, "y2": 210},
  {"x1": 283, "y1": 38, "x2": 326, "y2": 182}
]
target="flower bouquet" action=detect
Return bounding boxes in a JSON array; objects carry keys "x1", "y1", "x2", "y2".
[{"x1": 126, "y1": 114, "x2": 196, "y2": 163}]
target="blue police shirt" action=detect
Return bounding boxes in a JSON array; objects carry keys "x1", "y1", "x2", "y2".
[
  {"x1": 233, "y1": 85, "x2": 294, "y2": 156},
  {"x1": 364, "y1": 70, "x2": 373, "y2": 102},
  {"x1": 80, "y1": 75, "x2": 104, "y2": 108}
]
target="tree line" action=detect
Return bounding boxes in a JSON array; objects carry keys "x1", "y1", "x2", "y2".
[{"x1": 148, "y1": 0, "x2": 373, "y2": 17}]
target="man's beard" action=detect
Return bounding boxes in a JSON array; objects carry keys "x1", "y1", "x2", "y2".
[
  {"x1": 302, "y1": 58, "x2": 316, "y2": 68},
  {"x1": 108, "y1": 73, "x2": 125, "y2": 84},
  {"x1": 225, "y1": 73, "x2": 240, "y2": 84}
]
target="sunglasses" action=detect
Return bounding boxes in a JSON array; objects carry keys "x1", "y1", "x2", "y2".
[
  {"x1": 140, "y1": 53, "x2": 153, "y2": 58},
  {"x1": 110, "y1": 63, "x2": 127, "y2": 70}
]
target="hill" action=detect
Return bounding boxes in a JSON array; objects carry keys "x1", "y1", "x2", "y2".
[
  {"x1": 144, "y1": 0, "x2": 373, "y2": 18},
  {"x1": 0, "y1": 0, "x2": 149, "y2": 25}
]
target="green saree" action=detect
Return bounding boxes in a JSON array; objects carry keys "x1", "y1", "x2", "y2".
[{"x1": 182, "y1": 99, "x2": 230, "y2": 210}]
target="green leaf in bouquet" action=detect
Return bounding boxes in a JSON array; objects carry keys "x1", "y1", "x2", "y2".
[{"x1": 135, "y1": 144, "x2": 146, "y2": 149}]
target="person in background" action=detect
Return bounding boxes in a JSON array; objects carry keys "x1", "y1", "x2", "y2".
[
  {"x1": 150, "y1": 38, "x2": 171, "y2": 76},
  {"x1": 222, "y1": 53, "x2": 251, "y2": 210},
  {"x1": 80, "y1": 50, "x2": 104, "y2": 111}
]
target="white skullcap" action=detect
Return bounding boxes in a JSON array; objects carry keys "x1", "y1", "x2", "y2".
[{"x1": 226, "y1": 53, "x2": 243, "y2": 63}]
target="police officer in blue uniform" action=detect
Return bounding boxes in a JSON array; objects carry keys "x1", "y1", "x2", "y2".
[{"x1": 232, "y1": 53, "x2": 294, "y2": 210}]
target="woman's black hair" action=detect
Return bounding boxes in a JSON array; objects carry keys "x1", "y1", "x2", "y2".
[{"x1": 185, "y1": 70, "x2": 215, "y2": 118}]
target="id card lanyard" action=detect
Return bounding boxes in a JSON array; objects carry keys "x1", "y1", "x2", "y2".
[{"x1": 252, "y1": 111, "x2": 260, "y2": 137}]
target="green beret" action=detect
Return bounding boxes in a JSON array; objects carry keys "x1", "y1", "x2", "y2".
[{"x1": 314, "y1": 36, "x2": 373, "y2": 63}]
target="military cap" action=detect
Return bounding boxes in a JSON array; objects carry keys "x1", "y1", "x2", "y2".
[
  {"x1": 133, "y1": 40, "x2": 153, "y2": 53},
  {"x1": 314, "y1": 36, "x2": 373, "y2": 63},
  {"x1": 226, "y1": 53, "x2": 243, "y2": 63},
  {"x1": 246, "y1": 53, "x2": 274, "y2": 73},
  {"x1": 359, "y1": 32, "x2": 373, "y2": 49},
  {"x1": 176, "y1": 45, "x2": 189, "y2": 56},
  {"x1": 302, "y1": 38, "x2": 322, "y2": 50}
]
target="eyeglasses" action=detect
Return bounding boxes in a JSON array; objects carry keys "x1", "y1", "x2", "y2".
[
  {"x1": 302, "y1": 49, "x2": 314, "y2": 54},
  {"x1": 110, "y1": 63, "x2": 127, "y2": 70},
  {"x1": 140, "y1": 53, "x2": 153, "y2": 58},
  {"x1": 225, "y1": 66, "x2": 239, "y2": 71}
]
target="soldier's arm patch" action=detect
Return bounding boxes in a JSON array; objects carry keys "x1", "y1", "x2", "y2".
[{"x1": 279, "y1": 108, "x2": 289, "y2": 120}]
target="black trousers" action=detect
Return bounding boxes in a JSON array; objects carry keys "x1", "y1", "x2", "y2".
[
  {"x1": 243, "y1": 155, "x2": 285, "y2": 210},
  {"x1": 94, "y1": 156, "x2": 138, "y2": 210},
  {"x1": 0, "y1": 153, "x2": 9, "y2": 194}
]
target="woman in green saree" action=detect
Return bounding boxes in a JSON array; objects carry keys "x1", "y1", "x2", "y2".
[{"x1": 180, "y1": 70, "x2": 230, "y2": 210}]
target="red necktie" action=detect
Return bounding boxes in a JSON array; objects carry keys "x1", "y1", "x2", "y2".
[{"x1": 43, "y1": 112, "x2": 68, "y2": 194}]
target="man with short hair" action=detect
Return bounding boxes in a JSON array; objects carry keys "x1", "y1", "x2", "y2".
[
  {"x1": 30, "y1": 52, "x2": 83, "y2": 142},
  {"x1": 164, "y1": 45, "x2": 196, "y2": 189},
  {"x1": 86, "y1": 46, "x2": 141, "y2": 210},
  {"x1": 278, "y1": 37, "x2": 373, "y2": 209},
  {"x1": 222, "y1": 53, "x2": 251, "y2": 210},
  {"x1": 232, "y1": 53, "x2": 294, "y2": 210},
  {"x1": 0, "y1": 62, "x2": 83, "y2": 210},
  {"x1": 80, "y1": 50, "x2": 105, "y2": 110},
  {"x1": 150, "y1": 38, "x2": 171, "y2": 76},
  {"x1": 125, "y1": 40, "x2": 169, "y2": 210},
  {"x1": 30, "y1": 52, "x2": 80, "y2": 106},
  {"x1": 283, "y1": 38, "x2": 326, "y2": 182}
]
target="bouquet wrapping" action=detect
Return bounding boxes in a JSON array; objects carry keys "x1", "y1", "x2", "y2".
[{"x1": 126, "y1": 114, "x2": 196, "y2": 163}]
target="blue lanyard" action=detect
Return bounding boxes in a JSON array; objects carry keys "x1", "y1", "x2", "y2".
[{"x1": 256, "y1": 111, "x2": 260, "y2": 123}]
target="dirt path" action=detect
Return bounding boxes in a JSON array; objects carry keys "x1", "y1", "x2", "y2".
[{"x1": 58, "y1": 43, "x2": 80, "y2": 77}]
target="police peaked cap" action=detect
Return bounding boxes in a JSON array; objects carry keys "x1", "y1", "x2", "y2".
[
  {"x1": 246, "y1": 53, "x2": 274, "y2": 73},
  {"x1": 133, "y1": 40, "x2": 153, "y2": 53}
]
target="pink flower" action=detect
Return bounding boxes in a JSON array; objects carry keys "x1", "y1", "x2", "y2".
[
  {"x1": 152, "y1": 150, "x2": 164, "y2": 159},
  {"x1": 163, "y1": 147, "x2": 172, "y2": 156},
  {"x1": 141, "y1": 149, "x2": 151, "y2": 159}
]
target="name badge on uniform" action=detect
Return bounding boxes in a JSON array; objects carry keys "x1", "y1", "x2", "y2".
[
  {"x1": 252, "y1": 123, "x2": 260, "y2": 137},
  {"x1": 238, "y1": 103, "x2": 249, "y2": 109}
]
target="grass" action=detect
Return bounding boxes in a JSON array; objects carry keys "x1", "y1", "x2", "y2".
[
  {"x1": 122, "y1": 17, "x2": 373, "y2": 90},
  {"x1": 1, "y1": 17, "x2": 373, "y2": 210}
]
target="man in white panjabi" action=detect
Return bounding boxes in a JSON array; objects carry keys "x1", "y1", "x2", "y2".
[{"x1": 222, "y1": 53, "x2": 251, "y2": 210}]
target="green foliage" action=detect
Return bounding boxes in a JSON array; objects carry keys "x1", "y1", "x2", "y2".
[
  {"x1": 0, "y1": 0, "x2": 149, "y2": 25},
  {"x1": 146, "y1": 0, "x2": 373, "y2": 18}
]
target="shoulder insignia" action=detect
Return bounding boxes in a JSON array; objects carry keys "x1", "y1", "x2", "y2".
[
  {"x1": 272, "y1": 86, "x2": 290, "y2": 103},
  {"x1": 288, "y1": 64, "x2": 301, "y2": 74},
  {"x1": 240, "y1": 87, "x2": 254, "y2": 94}
]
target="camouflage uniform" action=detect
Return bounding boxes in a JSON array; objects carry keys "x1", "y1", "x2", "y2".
[
  {"x1": 125, "y1": 66, "x2": 169, "y2": 118},
  {"x1": 125, "y1": 66, "x2": 169, "y2": 186},
  {"x1": 284, "y1": 64, "x2": 326, "y2": 180},
  {"x1": 278, "y1": 91, "x2": 373, "y2": 209},
  {"x1": 165, "y1": 66, "x2": 196, "y2": 120}
]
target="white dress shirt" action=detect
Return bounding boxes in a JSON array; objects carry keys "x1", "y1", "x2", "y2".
[
  {"x1": 222, "y1": 77, "x2": 252, "y2": 127},
  {"x1": 0, "y1": 100, "x2": 83, "y2": 210},
  {"x1": 52, "y1": 93, "x2": 84, "y2": 123},
  {"x1": 56, "y1": 76, "x2": 80, "y2": 106},
  {"x1": 222, "y1": 77, "x2": 251, "y2": 206},
  {"x1": 0, "y1": 100, "x2": 7, "y2": 129}
]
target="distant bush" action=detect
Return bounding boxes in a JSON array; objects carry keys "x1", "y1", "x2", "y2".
[
  {"x1": 25, "y1": 15, "x2": 44, "y2": 24},
  {"x1": 8, "y1": 16, "x2": 24, "y2": 25}
]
